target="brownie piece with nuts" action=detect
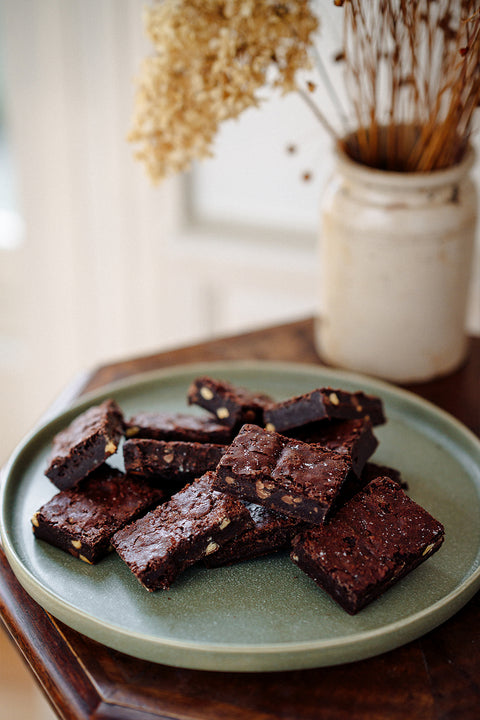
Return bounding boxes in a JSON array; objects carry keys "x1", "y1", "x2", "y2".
[
  {"x1": 31, "y1": 466, "x2": 164, "y2": 564},
  {"x1": 111, "y1": 472, "x2": 254, "y2": 591},
  {"x1": 187, "y1": 376, "x2": 272, "y2": 429},
  {"x1": 361, "y1": 461, "x2": 408, "y2": 490},
  {"x1": 213, "y1": 424, "x2": 363, "y2": 525},
  {"x1": 204, "y1": 501, "x2": 302, "y2": 568},
  {"x1": 123, "y1": 438, "x2": 226, "y2": 487},
  {"x1": 125, "y1": 411, "x2": 233, "y2": 444},
  {"x1": 290, "y1": 476, "x2": 444, "y2": 614},
  {"x1": 264, "y1": 387, "x2": 385, "y2": 434},
  {"x1": 45, "y1": 399, "x2": 125, "y2": 490},
  {"x1": 289, "y1": 418, "x2": 378, "y2": 477}
]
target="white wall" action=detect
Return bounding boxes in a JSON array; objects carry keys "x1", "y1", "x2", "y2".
[{"x1": 0, "y1": 0, "x2": 316, "y2": 459}]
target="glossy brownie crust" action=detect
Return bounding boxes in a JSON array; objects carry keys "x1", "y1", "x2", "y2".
[
  {"x1": 32, "y1": 467, "x2": 164, "y2": 564},
  {"x1": 125, "y1": 411, "x2": 232, "y2": 444},
  {"x1": 123, "y1": 438, "x2": 225, "y2": 485},
  {"x1": 361, "y1": 461, "x2": 407, "y2": 489},
  {"x1": 291, "y1": 476, "x2": 445, "y2": 614},
  {"x1": 290, "y1": 418, "x2": 378, "y2": 477},
  {"x1": 112, "y1": 472, "x2": 253, "y2": 591},
  {"x1": 187, "y1": 376, "x2": 272, "y2": 428},
  {"x1": 45, "y1": 399, "x2": 124, "y2": 490},
  {"x1": 214, "y1": 424, "x2": 361, "y2": 525},
  {"x1": 204, "y1": 501, "x2": 301, "y2": 567},
  {"x1": 264, "y1": 387, "x2": 385, "y2": 433}
]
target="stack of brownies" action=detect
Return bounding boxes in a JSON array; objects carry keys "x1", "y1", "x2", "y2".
[{"x1": 32, "y1": 376, "x2": 444, "y2": 614}]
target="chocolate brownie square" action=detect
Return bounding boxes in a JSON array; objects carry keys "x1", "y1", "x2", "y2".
[
  {"x1": 213, "y1": 424, "x2": 362, "y2": 525},
  {"x1": 361, "y1": 461, "x2": 407, "y2": 490},
  {"x1": 125, "y1": 411, "x2": 232, "y2": 444},
  {"x1": 290, "y1": 476, "x2": 444, "y2": 614},
  {"x1": 123, "y1": 438, "x2": 226, "y2": 486},
  {"x1": 187, "y1": 376, "x2": 272, "y2": 428},
  {"x1": 290, "y1": 418, "x2": 378, "y2": 477},
  {"x1": 264, "y1": 387, "x2": 385, "y2": 433},
  {"x1": 204, "y1": 501, "x2": 302, "y2": 568},
  {"x1": 111, "y1": 472, "x2": 254, "y2": 591},
  {"x1": 45, "y1": 399, "x2": 124, "y2": 490},
  {"x1": 32, "y1": 466, "x2": 164, "y2": 564}
]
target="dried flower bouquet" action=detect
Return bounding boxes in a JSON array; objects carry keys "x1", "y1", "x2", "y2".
[
  {"x1": 129, "y1": 0, "x2": 318, "y2": 182},
  {"x1": 129, "y1": 0, "x2": 480, "y2": 181}
]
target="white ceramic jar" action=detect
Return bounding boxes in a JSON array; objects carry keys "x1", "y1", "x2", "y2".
[{"x1": 315, "y1": 147, "x2": 477, "y2": 383}]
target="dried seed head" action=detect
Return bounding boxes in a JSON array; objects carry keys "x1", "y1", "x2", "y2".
[{"x1": 129, "y1": 0, "x2": 318, "y2": 183}]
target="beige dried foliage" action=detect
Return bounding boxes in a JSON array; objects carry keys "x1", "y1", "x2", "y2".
[
  {"x1": 339, "y1": 0, "x2": 480, "y2": 171},
  {"x1": 130, "y1": 0, "x2": 479, "y2": 178},
  {"x1": 129, "y1": 0, "x2": 318, "y2": 182}
]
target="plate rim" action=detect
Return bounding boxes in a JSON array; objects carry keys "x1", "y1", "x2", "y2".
[{"x1": 1, "y1": 359, "x2": 480, "y2": 670}]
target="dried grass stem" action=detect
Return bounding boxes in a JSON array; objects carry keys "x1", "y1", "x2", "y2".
[{"x1": 334, "y1": 0, "x2": 480, "y2": 172}]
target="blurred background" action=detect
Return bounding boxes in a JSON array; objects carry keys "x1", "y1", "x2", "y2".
[
  {"x1": 0, "y1": 0, "x2": 479, "y2": 464},
  {"x1": 0, "y1": 2, "x2": 479, "y2": 716},
  {"x1": 0, "y1": 0, "x2": 333, "y2": 468}
]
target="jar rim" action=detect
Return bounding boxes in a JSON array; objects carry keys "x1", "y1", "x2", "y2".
[{"x1": 335, "y1": 143, "x2": 475, "y2": 189}]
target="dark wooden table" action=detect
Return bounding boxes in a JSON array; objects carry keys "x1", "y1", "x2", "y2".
[{"x1": 1, "y1": 318, "x2": 479, "y2": 720}]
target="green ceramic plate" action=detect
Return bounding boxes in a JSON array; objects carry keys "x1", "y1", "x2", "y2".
[{"x1": 1, "y1": 361, "x2": 480, "y2": 672}]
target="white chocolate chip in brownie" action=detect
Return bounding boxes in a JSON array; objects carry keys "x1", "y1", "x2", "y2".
[
  {"x1": 200, "y1": 386, "x2": 214, "y2": 401},
  {"x1": 219, "y1": 518, "x2": 231, "y2": 530},
  {"x1": 265, "y1": 423, "x2": 276, "y2": 432},
  {"x1": 31, "y1": 513, "x2": 39, "y2": 527},
  {"x1": 71, "y1": 539, "x2": 82, "y2": 550},
  {"x1": 79, "y1": 554, "x2": 93, "y2": 564},
  {"x1": 329, "y1": 392, "x2": 340, "y2": 406},
  {"x1": 216, "y1": 407, "x2": 230, "y2": 420},
  {"x1": 163, "y1": 452, "x2": 174, "y2": 463}
]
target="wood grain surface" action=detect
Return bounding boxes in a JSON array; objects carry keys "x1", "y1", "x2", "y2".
[{"x1": 1, "y1": 318, "x2": 479, "y2": 720}]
